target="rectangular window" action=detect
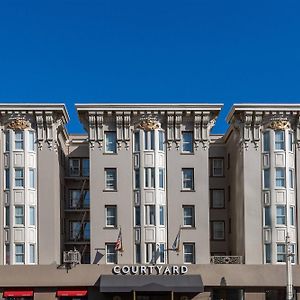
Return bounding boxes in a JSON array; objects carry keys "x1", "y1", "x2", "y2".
[
  {"x1": 159, "y1": 168, "x2": 164, "y2": 189},
  {"x1": 134, "y1": 169, "x2": 140, "y2": 189},
  {"x1": 159, "y1": 206, "x2": 165, "y2": 225},
  {"x1": 106, "y1": 205, "x2": 117, "y2": 227},
  {"x1": 291, "y1": 244, "x2": 296, "y2": 264},
  {"x1": 15, "y1": 244, "x2": 25, "y2": 264},
  {"x1": 183, "y1": 243, "x2": 195, "y2": 264},
  {"x1": 29, "y1": 206, "x2": 35, "y2": 226},
  {"x1": 82, "y1": 159, "x2": 89, "y2": 177},
  {"x1": 5, "y1": 206, "x2": 10, "y2": 227},
  {"x1": 211, "y1": 221, "x2": 225, "y2": 240},
  {"x1": 211, "y1": 189, "x2": 225, "y2": 208},
  {"x1": 5, "y1": 244, "x2": 10, "y2": 265},
  {"x1": 69, "y1": 221, "x2": 81, "y2": 240},
  {"x1": 182, "y1": 168, "x2": 194, "y2": 190},
  {"x1": 145, "y1": 205, "x2": 156, "y2": 225},
  {"x1": 29, "y1": 244, "x2": 35, "y2": 264},
  {"x1": 83, "y1": 222, "x2": 90, "y2": 240},
  {"x1": 183, "y1": 205, "x2": 195, "y2": 227},
  {"x1": 69, "y1": 159, "x2": 80, "y2": 176},
  {"x1": 263, "y1": 131, "x2": 270, "y2": 152},
  {"x1": 105, "y1": 132, "x2": 117, "y2": 153},
  {"x1": 5, "y1": 131, "x2": 10, "y2": 152},
  {"x1": 288, "y1": 132, "x2": 293, "y2": 152},
  {"x1": 290, "y1": 206, "x2": 295, "y2": 226},
  {"x1": 144, "y1": 131, "x2": 154, "y2": 150},
  {"x1": 144, "y1": 168, "x2": 155, "y2": 188},
  {"x1": 5, "y1": 169, "x2": 10, "y2": 189},
  {"x1": 264, "y1": 206, "x2": 271, "y2": 226},
  {"x1": 275, "y1": 131, "x2": 285, "y2": 150},
  {"x1": 135, "y1": 244, "x2": 141, "y2": 263},
  {"x1": 182, "y1": 132, "x2": 193, "y2": 153},
  {"x1": 29, "y1": 169, "x2": 35, "y2": 189},
  {"x1": 289, "y1": 169, "x2": 294, "y2": 189},
  {"x1": 15, "y1": 131, "x2": 24, "y2": 150},
  {"x1": 134, "y1": 131, "x2": 140, "y2": 152},
  {"x1": 145, "y1": 243, "x2": 156, "y2": 263},
  {"x1": 135, "y1": 206, "x2": 141, "y2": 226},
  {"x1": 106, "y1": 244, "x2": 117, "y2": 264},
  {"x1": 276, "y1": 168, "x2": 285, "y2": 187},
  {"x1": 212, "y1": 159, "x2": 224, "y2": 177},
  {"x1": 69, "y1": 190, "x2": 90, "y2": 209},
  {"x1": 15, "y1": 206, "x2": 24, "y2": 225},
  {"x1": 265, "y1": 244, "x2": 271, "y2": 263},
  {"x1": 28, "y1": 131, "x2": 35, "y2": 151},
  {"x1": 263, "y1": 169, "x2": 270, "y2": 189},
  {"x1": 276, "y1": 205, "x2": 286, "y2": 225},
  {"x1": 277, "y1": 244, "x2": 286, "y2": 262},
  {"x1": 158, "y1": 131, "x2": 164, "y2": 151},
  {"x1": 105, "y1": 168, "x2": 117, "y2": 190},
  {"x1": 159, "y1": 243, "x2": 165, "y2": 263},
  {"x1": 15, "y1": 168, "x2": 24, "y2": 187}
]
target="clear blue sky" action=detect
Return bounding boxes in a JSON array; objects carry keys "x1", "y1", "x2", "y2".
[{"x1": 1, "y1": 0, "x2": 300, "y2": 133}]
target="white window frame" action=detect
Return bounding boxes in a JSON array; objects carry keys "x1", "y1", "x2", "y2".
[
  {"x1": 28, "y1": 131, "x2": 35, "y2": 152},
  {"x1": 182, "y1": 168, "x2": 194, "y2": 190},
  {"x1": 276, "y1": 205, "x2": 286, "y2": 225},
  {"x1": 134, "y1": 169, "x2": 140, "y2": 190},
  {"x1": 275, "y1": 131, "x2": 285, "y2": 151},
  {"x1": 275, "y1": 168, "x2": 285, "y2": 188},
  {"x1": 159, "y1": 206, "x2": 165, "y2": 226},
  {"x1": 134, "y1": 206, "x2": 141, "y2": 226},
  {"x1": 158, "y1": 131, "x2": 164, "y2": 152},
  {"x1": 134, "y1": 131, "x2": 140, "y2": 152},
  {"x1": 265, "y1": 243, "x2": 272, "y2": 263},
  {"x1": 144, "y1": 131, "x2": 154, "y2": 150},
  {"x1": 145, "y1": 243, "x2": 156, "y2": 263},
  {"x1": 105, "y1": 205, "x2": 117, "y2": 227},
  {"x1": 158, "y1": 168, "x2": 165, "y2": 189},
  {"x1": 288, "y1": 131, "x2": 293, "y2": 152},
  {"x1": 145, "y1": 205, "x2": 156, "y2": 225},
  {"x1": 182, "y1": 131, "x2": 193, "y2": 153},
  {"x1": 105, "y1": 168, "x2": 117, "y2": 191},
  {"x1": 290, "y1": 206, "x2": 295, "y2": 226},
  {"x1": 5, "y1": 131, "x2": 10, "y2": 152},
  {"x1": 29, "y1": 168, "x2": 35, "y2": 189},
  {"x1": 106, "y1": 243, "x2": 117, "y2": 264},
  {"x1": 144, "y1": 168, "x2": 155, "y2": 188},
  {"x1": 15, "y1": 206, "x2": 24, "y2": 226},
  {"x1": 15, "y1": 243, "x2": 25, "y2": 264},
  {"x1": 29, "y1": 206, "x2": 36, "y2": 226},
  {"x1": 289, "y1": 169, "x2": 294, "y2": 189},
  {"x1": 14, "y1": 168, "x2": 24, "y2": 188},
  {"x1": 263, "y1": 131, "x2": 270, "y2": 152},
  {"x1": 5, "y1": 206, "x2": 10, "y2": 227},
  {"x1": 14, "y1": 131, "x2": 24, "y2": 150},
  {"x1": 158, "y1": 243, "x2": 166, "y2": 264},
  {"x1": 183, "y1": 243, "x2": 195, "y2": 264},
  {"x1": 29, "y1": 244, "x2": 35, "y2": 264},
  {"x1": 263, "y1": 168, "x2": 270, "y2": 189},
  {"x1": 264, "y1": 206, "x2": 271, "y2": 227},
  {"x1": 212, "y1": 159, "x2": 224, "y2": 177},
  {"x1": 277, "y1": 243, "x2": 286, "y2": 263},
  {"x1": 135, "y1": 244, "x2": 141, "y2": 264},
  {"x1": 183, "y1": 205, "x2": 195, "y2": 227},
  {"x1": 4, "y1": 169, "x2": 10, "y2": 190},
  {"x1": 105, "y1": 131, "x2": 117, "y2": 153}
]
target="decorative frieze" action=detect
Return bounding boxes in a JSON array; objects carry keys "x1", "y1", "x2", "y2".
[{"x1": 7, "y1": 118, "x2": 31, "y2": 130}]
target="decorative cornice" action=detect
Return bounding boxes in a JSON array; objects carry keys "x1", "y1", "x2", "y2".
[
  {"x1": 7, "y1": 118, "x2": 31, "y2": 130},
  {"x1": 268, "y1": 120, "x2": 290, "y2": 130},
  {"x1": 136, "y1": 115, "x2": 160, "y2": 131}
]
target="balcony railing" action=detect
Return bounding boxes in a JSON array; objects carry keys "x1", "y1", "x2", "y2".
[{"x1": 210, "y1": 256, "x2": 243, "y2": 264}]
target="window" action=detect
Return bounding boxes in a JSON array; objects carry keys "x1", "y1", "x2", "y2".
[
  {"x1": 263, "y1": 131, "x2": 270, "y2": 152},
  {"x1": 29, "y1": 206, "x2": 35, "y2": 226},
  {"x1": 5, "y1": 206, "x2": 10, "y2": 227},
  {"x1": 106, "y1": 244, "x2": 117, "y2": 264},
  {"x1": 212, "y1": 159, "x2": 224, "y2": 177},
  {"x1": 144, "y1": 131, "x2": 154, "y2": 150},
  {"x1": 183, "y1": 243, "x2": 195, "y2": 264},
  {"x1": 159, "y1": 243, "x2": 165, "y2": 263},
  {"x1": 182, "y1": 168, "x2": 194, "y2": 190},
  {"x1": 158, "y1": 131, "x2": 164, "y2": 151},
  {"x1": 29, "y1": 169, "x2": 35, "y2": 189},
  {"x1": 145, "y1": 205, "x2": 155, "y2": 225},
  {"x1": 182, "y1": 132, "x2": 193, "y2": 153},
  {"x1": 290, "y1": 206, "x2": 295, "y2": 226},
  {"x1": 291, "y1": 244, "x2": 296, "y2": 264},
  {"x1": 15, "y1": 244, "x2": 25, "y2": 264},
  {"x1": 265, "y1": 244, "x2": 271, "y2": 263},
  {"x1": 82, "y1": 159, "x2": 89, "y2": 176},
  {"x1": 105, "y1": 131, "x2": 117, "y2": 153},
  {"x1": 83, "y1": 222, "x2": 90, "y2": 240},
  {"x1": 275, "y1": 131, "x2": 285, "y2": 150},
  {"x1": 15, "y1": 168, "x2": 24, "y2": 187},
  {"x1": 211, "y1": 189, "x2": 225, "y2": 208},
  {"x1": 105, "y1": 168, "x2": 117, "y2": 190},
  {"x1": 146, "y1": 243, "x2": 156, "y2": 263},
  {"x1": 5, "y1": 244, "x2": 10, "y2": 265},
  {"x1": 277, "y1": 244, "x2": 286, "y2": 262},
  {"x1": 134, "y1": 131, "x2": 140, "y2": 152},
  {"x1": 5, "y1": 169, "x2": 10, "y2": 189},
  {"x1": 106, "y1": 205, "x2": 117, "y2": 227},
  {"x1": 134, "y1": 169, "x2": 140, "y2": 189},
  {"x1": 135, "y1": 206, "x2": 141, "y2": 226},
  {"x1": 211, "y1": 221, "x2": 225, "y2": 240},
  {"x1": 144, "y1": 168, "x2": 155, "y2": 188},
  {"x1": 69, "y1": 221, "x2": 81, "y2": 240},
  {"x1": 15, "y1": 206, "x2": 24, "y2": 225},
  {"x1": 159, "y1": 206, "x2": 165, "y2": 225},
  {"x1": 135, "y1": 244, "x2": 141, "y2": 264},
  {"x1": 288, "y1": 132, "x2": 293, "y2": 152},
  {"x1": 276, "y1": 206, "x2": 286, "y2": 225},
  {"x1": 159, "y1": 168, "x2": 164, "y2": 189},
  {"x1": 264, "y1": 206, "x2": 271, "y2": 226},
  {"x1": 263, "y1": 169, "x2": 270, "y2": 189},
  {"x1": 289, "y1": 169, "x2": 294, "y2": 189},
  {"x1": 69, "y1": 190, "x2": 90, "y2": 209},
  {"x1": 276, "y1": 168, "x2": 285, "y2": 187},
  {"x1": 5, "y1": 131, "x2": 10, "y2": 152},
  {"x1": 69, "y1": 159, "x2": 80, "y2": 176},
  {"x1": 15, "y1": 131, "x2": 24, "y2": 150},
  {"x1": 183, "y1": 205, "x2": 195, "y2": 227},
  {"x1": 28, "y1": 131, "x2": 35, "y2": 151},
  {"x1": 29, "y1": 244, "x2": 35, "y2": 264}
]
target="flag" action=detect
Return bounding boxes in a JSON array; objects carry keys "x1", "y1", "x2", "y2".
[
  {"x1": 115, "y1": 228, "x2": 123, "y2": 251},
  {"x1": 172, "y1": 228, "x2": 181, "y2": 252}
]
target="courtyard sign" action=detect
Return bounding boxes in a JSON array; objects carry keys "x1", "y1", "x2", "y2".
[{"x1": 112, "y1": 265, "x2": 188, "y2": 275}]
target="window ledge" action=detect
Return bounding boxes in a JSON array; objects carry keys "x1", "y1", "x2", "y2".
[
  {"x1": 181, "y1": 226, "x2": 197, "y2": 230},
  {"x1": 103, "y1": 153, "x2": 118, "y2": 155},
  {"x1": 103, "y1": 226, "x2": 118, "y2": 230},
  {"x1": 103, "y1": 189, "x2": 118, "y2": 192},
  {"x1": 181, "y1": 189, "x2": 195, "y2": 192},
  {"x1": 180, "y1": 152, "x2": 194, "y2": 155}
]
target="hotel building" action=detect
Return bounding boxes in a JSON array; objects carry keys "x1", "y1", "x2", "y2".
[{"x1": 0, "y1": 103, "x2": 300, "y2": 300}]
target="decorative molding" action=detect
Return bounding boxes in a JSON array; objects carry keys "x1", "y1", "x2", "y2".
[
  {"x1": 96, "y1": 112, "x2": 103, "y2": 149},
  {"x1": 36, "y1": 113, "x2": 44, "y2": 150},
  {"x1": 123, "y1": 112, "x2": 131, "y2": 149},
  {"x1": 7, "y1": 118, "x2": 30, "y2": 130},
  {"x1": 45, "y1": 113, "x2": 54, "y2": 150},
  {"x1": 137, "y1": 115, "x2": 160, "y2": 131},
  {"x1": 167, "y1": 112, "x2": 175, "y2": 149},
  {"x1": 268, "y1": 120, "x2": 290, "y2": 130},
  {"x1": 88, "y1": 113, "x2": 96, "y2": 150},
  {"x1": 174, "y1": 112, "x2": 182, "y2": 149},
  {"x1": 194, "y1": 112, "x2": 202, "y2": 150},
  {"x1": 116, "y1": 113, "x2": 123, "y2": 149},
  {"x1": 253, "y1": 112, "x2": 263, "y2": 149}
]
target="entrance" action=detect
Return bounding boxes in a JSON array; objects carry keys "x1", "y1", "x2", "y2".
[{"x1": 136, "y1": 292, "x2": 171, "y2": 300}]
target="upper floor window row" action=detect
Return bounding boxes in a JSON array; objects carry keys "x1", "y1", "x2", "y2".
[
  {"x1": 4, "y1": 130, "x2": 35, "y2": 152},
  {"x1": 68, "y1": 158, "x2": 89, "y2": 177},
  {"x1": 134, "y1": 130, "x2": 165, "y2": 152},
  {"x1": 263, "y1": 130, "x2": 294, "y2": 152},
  {"x1": 4, "y1": 168, "x2": 36, "y2": 189}
]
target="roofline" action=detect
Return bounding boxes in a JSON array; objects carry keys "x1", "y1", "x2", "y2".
[
  {"x1": 75, "y1": 103, "x2": 223, "y2": 112},
  {"x1": 0, "y1": 103, "x2": 69, "y2": 123},
  {"x1": 226, "y1": 103, "x2": 300, "y2": 123}
]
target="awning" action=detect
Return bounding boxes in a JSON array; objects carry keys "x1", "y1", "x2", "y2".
[
  {"x1": 100, "y1": 275, "x2": 203, "y2": 293},
  {"x1": 56, "y1": 290, "x2": 88, "y2": 297},
  {"x1": 3, "y1": 291, "x2": 33, "y2": 297}
]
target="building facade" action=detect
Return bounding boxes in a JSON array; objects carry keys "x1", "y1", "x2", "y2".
[{"x1": 0, "y1": 103, "x2": 300, "y2": 300}]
